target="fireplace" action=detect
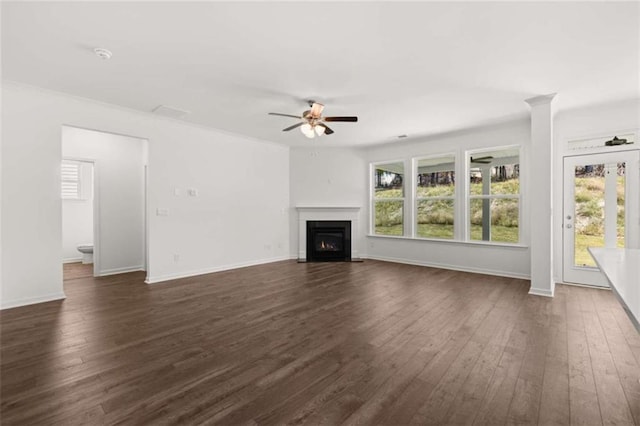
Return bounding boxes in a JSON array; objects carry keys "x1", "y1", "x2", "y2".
[{"x1": 306, "y1": 221, "x2": 351, "y2": 262}]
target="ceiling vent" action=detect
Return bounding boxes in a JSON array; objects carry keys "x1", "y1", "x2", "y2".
[{"x1": 152, "y1": 105, "x2": 190, "y2": 119}]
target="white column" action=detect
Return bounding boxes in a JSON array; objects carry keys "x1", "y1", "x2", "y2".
[{"x1": 525, "y1": 94, "x2": 557, "y2": 297}]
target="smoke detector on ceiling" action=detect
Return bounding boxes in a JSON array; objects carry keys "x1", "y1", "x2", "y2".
[
  {"x1": 152, "y1": 105, "x2": 190, "y2": 119},
  {"x1": 93, "y1": 47, "x2": 112, "y2": 60}
]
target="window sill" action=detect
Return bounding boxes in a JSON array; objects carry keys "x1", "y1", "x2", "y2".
[{"x1": 366, "y1": 234, "x2": 529, "y2": 249}]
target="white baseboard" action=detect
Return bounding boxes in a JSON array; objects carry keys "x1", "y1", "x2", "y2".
[
  {"x1": 363, "y1": 254, "x2": 531, "y2": 280},
  {"x1": 145, "y1": 256, "x2": 291, "y2": 284},
  {"x1": 528, "y1": 287, "x2": 555, "y2": 298},
  {"x1": 556, "y1": 281, "x2": 610, "y2": 290},
  {"x1": 1, "y1": 292, "x2": 67, "y2": 310},
  {"x1": 63, "y1": 257, "x2": 82, "y2": 264},
  {"x1": 98, "y1": 265, "x2": 144, "y2": 277}
]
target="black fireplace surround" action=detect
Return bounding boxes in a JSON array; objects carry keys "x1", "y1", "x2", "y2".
[{"x1": 306, "y1": 220, "x2": 352, "y2": 262}]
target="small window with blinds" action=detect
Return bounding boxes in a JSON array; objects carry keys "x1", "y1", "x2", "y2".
[{"x1": 61, "y1": 161, "x2": 81, "y2": 199}]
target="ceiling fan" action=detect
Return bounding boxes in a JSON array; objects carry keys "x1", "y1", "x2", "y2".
[
  {"x1": 268, "y1": 101, "x2": 358, "y2": 138},
  {"x1": 470, "y1": 156, "x2": 494, "y2": 164}
]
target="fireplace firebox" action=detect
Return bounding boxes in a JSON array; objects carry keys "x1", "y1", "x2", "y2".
[{"x1": 306, "y1": 221, "x2": 351, "y2": 262}]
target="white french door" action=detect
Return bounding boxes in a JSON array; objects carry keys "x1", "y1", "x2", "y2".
[{"x1": 563, "y1": 150, "x2": 639, "y2": 286}]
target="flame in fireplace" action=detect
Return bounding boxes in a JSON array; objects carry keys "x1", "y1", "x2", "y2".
[{"x1": 319, "y1": 240, "x2": 339, "y2": 251}]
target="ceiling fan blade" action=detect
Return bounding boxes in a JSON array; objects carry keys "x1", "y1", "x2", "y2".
[
  {"x1": 324, "y1": 116, "x2": 358, "y2": 122},
  {"x1": 268, "y1": 112, "x2": 302, "y2": 119},
  {"x1": 471, "y1": 156, "x2": 493, "y2": 164},
  {"x1": 282, "y1": 122, "x2": 304, "y2": 132},
  {"x1": 309, "y1": 102, "x2": 324, "y2": 118},
  {"x1": 318, "y1": 123, "x2": 334, "y2": 135}
]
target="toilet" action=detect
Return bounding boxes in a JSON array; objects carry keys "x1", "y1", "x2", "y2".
[{"x1": 77, "y1": 244, "x2": 94, "y2": 264}]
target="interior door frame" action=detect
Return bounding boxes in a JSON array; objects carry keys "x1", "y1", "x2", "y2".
[
  {"x1": 62, "y1": 124, "x2": 149, "y2": 278},
  {"x1": 562, "y1": 149, "x2": 640, "y2": 286}
]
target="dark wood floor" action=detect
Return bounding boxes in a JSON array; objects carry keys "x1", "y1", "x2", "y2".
[
  {"x1": 63, "y1": 262, "x2": 94, "y2": 280},
  {"x1": 1, "y1": 260, "x2": 639, "y2": 425}
]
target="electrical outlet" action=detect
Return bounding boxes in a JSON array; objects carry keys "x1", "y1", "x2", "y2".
[
  {"x1": 157, "y1": 208, "x2": 169, "y2": 216},
  {"x1": 187, "y1": 188, "x2": 199, "y2": 197},
  {"x1": 173, "y1": 254, "x2": 180, "y2": 262}
]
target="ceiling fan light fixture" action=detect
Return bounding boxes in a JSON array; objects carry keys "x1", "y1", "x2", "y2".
[
  {"x1": 315, "y1": 125, "x2": 326, "y2": 136},
  {"x1": 301, "y1": 123, "x2": 315, "y2": 138}
]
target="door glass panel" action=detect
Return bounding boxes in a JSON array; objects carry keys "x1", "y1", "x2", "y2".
[
  {"x1": 572, "y1": 162, "x2": 626, "y2": 267},
  {"x1": 573, "y1": 163, "x2": 605, "y2": 267},
  {"x1": 617, "y1": 162, "x2": 625, "y2": 249}
]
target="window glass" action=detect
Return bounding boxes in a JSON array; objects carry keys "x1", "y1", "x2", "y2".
[
  {"x1": 374, "y1": 200, "x2": 404, "y2": 236},
  {"x1": 469, "y1": 198, "x2": 519, "y2": 243},
  {"x1": 373, "y1": 162, "x2": 404, "y2": 236},
  {"x1": 416, "y1": 155, "x2": 455, "y2": 239},
  {"x1": 416, "y1": 156, "x2": 455, "y2": 197},
  {"x1": 374, "y1": 162, "x2": 404, "y2": 198},
  {"x1": 417, "y1": 199, "x2": 454, "y2": 239},
  {"x1": 468, "y1": 147, "x2": 520, "y2": 243}
]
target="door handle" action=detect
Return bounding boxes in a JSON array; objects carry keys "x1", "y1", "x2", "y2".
[{"x1": 566, "y1": 224, "x2": 572, "y2": 229}]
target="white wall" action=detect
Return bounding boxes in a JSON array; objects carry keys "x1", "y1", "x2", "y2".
[
  {"x1": 289, "y1": 147, "x2": 368, "y2": 257},
  {"x1": 62, "y1": 162, "x2": 93, "y2": 261},
  {"x1": 63, "y1": 127, "x2": 145, "y2": 273},
  {"x1": 553, "y1": 98, "x2": 640, "y2": 283},
  {"x1": 147, "y1": 123, "x2": 290, "y2": 282},
  {"x1": 1, "y1": 82, "x2": 290, "y2": 308}
]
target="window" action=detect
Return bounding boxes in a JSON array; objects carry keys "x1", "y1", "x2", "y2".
[
  {"x1": 61, "y1": 160, "x2": 92, "y2": 200},
  {"x1": 468, "y1": 147, "x2": 520, "y2": 243},
  {"x1": 61, "y1": 161, "x2": 81, "y2": 200},
  {"x1": 415, "y1": 155, "x2": 455, "y2": 239},
  {"x1": 370, "y1": 145, "x2": 522, "y2": 246},
  {"x1": 372, "y1": 162, "x2": 404, "y2": 236}
]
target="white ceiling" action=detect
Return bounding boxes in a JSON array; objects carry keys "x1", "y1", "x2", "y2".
[{"x1": 2, "y1": 2, "x2": 638, "y2": 147}]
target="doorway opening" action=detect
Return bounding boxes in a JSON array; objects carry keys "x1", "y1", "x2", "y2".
[{"x1": 61, "y1": 125, "x2": 148, "y2": 281}]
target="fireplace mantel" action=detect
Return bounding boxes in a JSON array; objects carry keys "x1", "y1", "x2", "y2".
[{"x1": 296, "y1": 206, "x2": 361, "y2": 261}]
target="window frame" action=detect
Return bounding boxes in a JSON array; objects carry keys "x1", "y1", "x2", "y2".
[
  {"x1": 465, "y1": 145, "x2": 522, "y2": 245},
  {"x1": 370, "y1": 160, "x2": 407, "y2": 237},
  {"x1": 413, "y1": 152, "x2": 457, "y2": 240}
]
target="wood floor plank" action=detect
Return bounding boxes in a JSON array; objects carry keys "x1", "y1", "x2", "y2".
[
  {"x1": 592, "y1": 288, "x2": 640, "y2": 425},
  {"x1": 579, "y1": 286, "x2": 635, "y2": 426},
  {"x1": 566, "y1": 285, "x2": 603, "y2": 426},
  {"x1": 537, "y1": 286, "x2": 570, "y2": 426},
  {"x1": 1, "y1": 261, "x2": 639, "y2": 425}
]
